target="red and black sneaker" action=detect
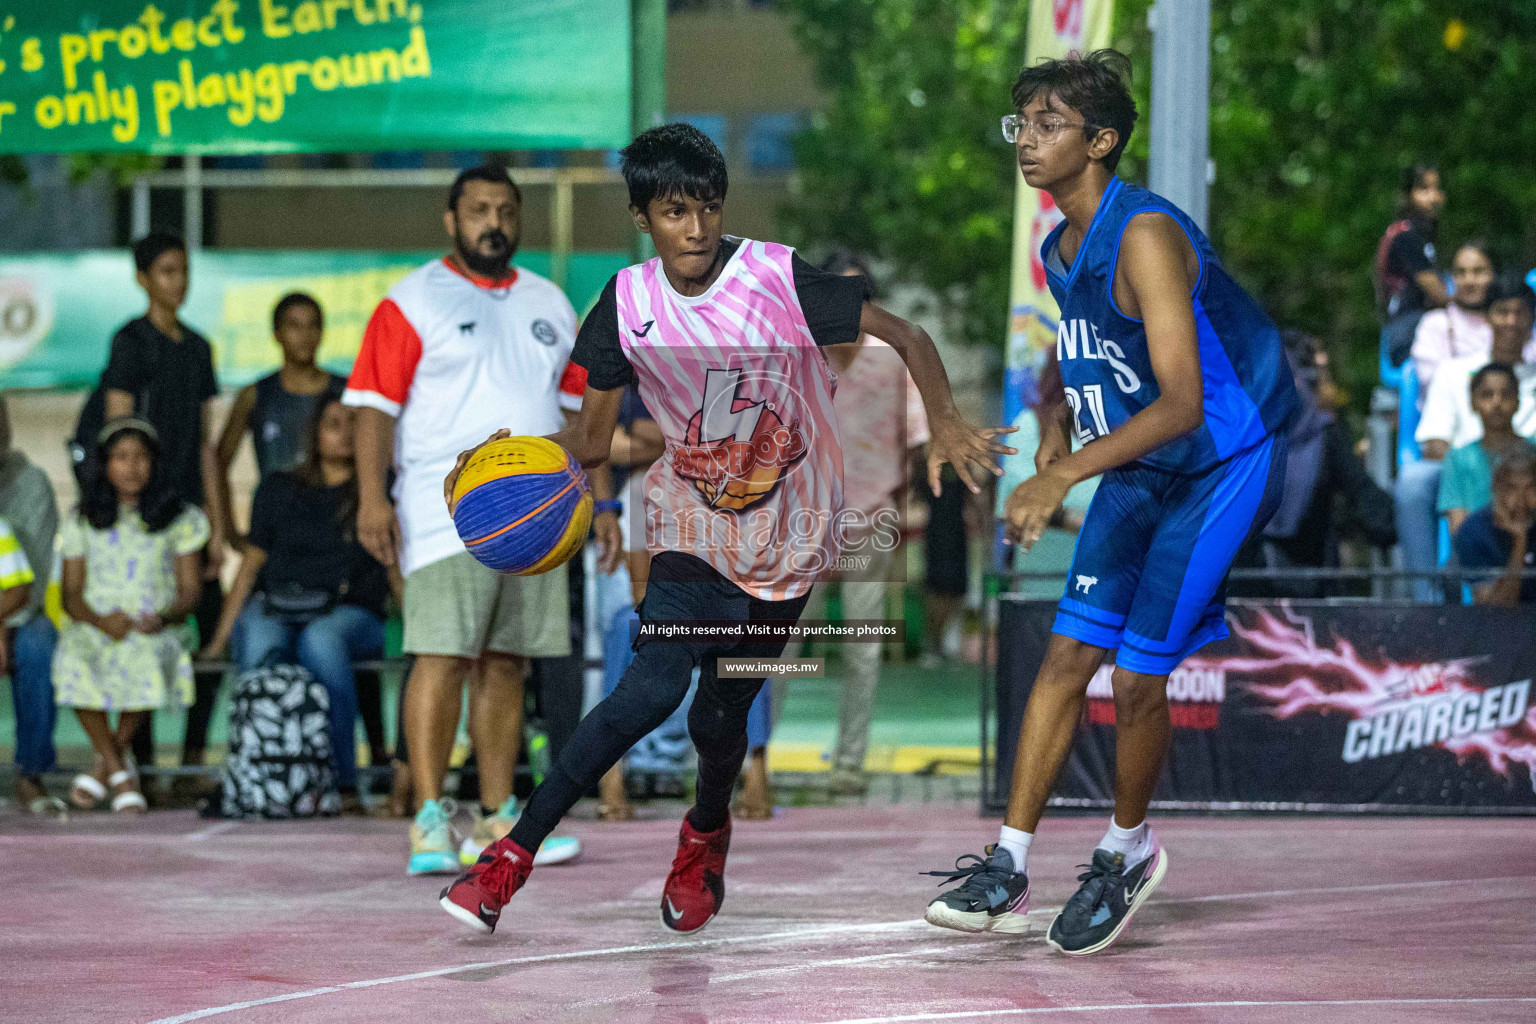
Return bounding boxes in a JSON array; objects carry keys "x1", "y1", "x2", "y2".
[
  {"x1": 660, "y1": 814, "x2": 731, "y2": 933},
  {"x1": 439, "y1": 836, "x2": 534, "y2": 934}
]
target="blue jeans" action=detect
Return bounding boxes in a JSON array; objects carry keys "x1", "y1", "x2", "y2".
[
  {"x1": 10, "y1": 616, "x2": 58, "y2": 776},
  {"x1": 1393, "y1": 459, "x2": 1443, "y2": 603},
  {"x1": 234, "y1": 601, "x2": 384, "y2": 789}
]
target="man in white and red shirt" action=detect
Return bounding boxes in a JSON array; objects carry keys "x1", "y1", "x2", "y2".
[
  {"x1": 344, "y1": 166, "x2": 600, "y2": 875},
  {"x1": 438, "y1": 125, "x2": 1011, "y2": 937}
]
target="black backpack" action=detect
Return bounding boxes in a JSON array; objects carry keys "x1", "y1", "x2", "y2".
[{"x1": 207, "y1": 661, "x2": 340, "y2": 819}]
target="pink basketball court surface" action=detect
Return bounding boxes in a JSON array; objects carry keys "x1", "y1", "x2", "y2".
[{"x1": 4, "y1": 804, "x2": 1532, "y2": 1023}]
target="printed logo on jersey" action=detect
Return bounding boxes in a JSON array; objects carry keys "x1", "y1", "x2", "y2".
[
  {"x1": 530, "y1": 318, "x2": 557, "y2": 346},
  {"x1": 1084, "y1": 662, "x2": 1226, "y2": 730},
  {"x1": 670, "y1": 367, "x2": 809, "y2": 512}
]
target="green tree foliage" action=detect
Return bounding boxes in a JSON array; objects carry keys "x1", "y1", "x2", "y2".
[
  {"x1": 778, "y1": 0, "x2": 1031, "y2": 348},
  {"x1": 782, "y1": 0, "x2": 1536, "y2": 407}
]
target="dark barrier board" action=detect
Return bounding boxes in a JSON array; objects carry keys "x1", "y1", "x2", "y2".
[{"x1": 988, "y1": 598, "x2": 1536, "y2": 814}]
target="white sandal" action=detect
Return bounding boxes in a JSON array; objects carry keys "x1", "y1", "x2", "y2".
[
  {"x1": 70, "y1": 773, "x2": 107, "y2": 809},
  {"x1": 108, "y1": 770, "x2": 147, "y2": 814}
]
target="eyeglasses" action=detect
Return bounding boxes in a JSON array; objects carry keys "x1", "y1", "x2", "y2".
[{"x1": 1001, "y1": 114, "x2": 1098, "y2": 145}]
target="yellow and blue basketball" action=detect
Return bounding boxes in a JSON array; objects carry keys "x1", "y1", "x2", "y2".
[{"x1": 451, "y1": 436, "x2": 592, "y2": 575}]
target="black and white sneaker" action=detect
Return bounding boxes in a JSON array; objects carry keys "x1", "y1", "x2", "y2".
[
  {"x1": 1046, "y1": 839, "x2": 1168, "y2": 956},
  {"x1": 922, "y1": 845, "x2": 1031, "y2": 934}
]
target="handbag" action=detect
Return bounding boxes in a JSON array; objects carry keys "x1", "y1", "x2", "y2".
[{"x1": 261, "y1": 580, "x2": 344, "y2": 623}]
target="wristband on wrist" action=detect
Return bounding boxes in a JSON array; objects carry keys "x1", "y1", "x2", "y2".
[{"x1": 593, "y1": 500, "x2": 622, "y2": 516}]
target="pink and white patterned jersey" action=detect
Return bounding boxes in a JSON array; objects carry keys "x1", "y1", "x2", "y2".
[{"x1": 616, "y1": 239, "x2": 844, "y2": 600}]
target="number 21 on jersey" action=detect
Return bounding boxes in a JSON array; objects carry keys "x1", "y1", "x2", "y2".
[{"x1": 1064, "y1": 384, "x2": 1110, "y2": 444}]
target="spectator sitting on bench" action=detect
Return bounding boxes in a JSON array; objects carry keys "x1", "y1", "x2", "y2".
[
  {"x1": 1455, "y1": 450, "x2": 1536, "y2": 606},
  {"x1": 1399, "y1": 271, "x2": 1536, "y2": 600},
  {"x1": 202, "y1": 396, "x2": 395, "y2": 815},
  {"x1": 1439, "y1": 363, "x2": 1536, "y2": 536},
  {"x1": 55, "y1": 419, "x2": 207, "y2": 813},
  {"x1": 1409, "y1": 239, "x2": 1494, "y2": 394},
  {"x1": 0, "y1": 393, "x2": 63, "y2": 815}
]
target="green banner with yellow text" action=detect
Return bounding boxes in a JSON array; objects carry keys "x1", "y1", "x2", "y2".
[
  {"x1": 0, "y1": 248, "x2": 628, "y2": 390},
  {"x1": 0, "y1": 0, "x2": 631, "y2": 153}
]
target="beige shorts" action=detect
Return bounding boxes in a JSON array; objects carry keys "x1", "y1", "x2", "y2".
[{"x1": 402, "y1": 551, "x2": 570, "y2": 659}]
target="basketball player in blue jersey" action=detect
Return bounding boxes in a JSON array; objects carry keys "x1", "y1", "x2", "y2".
[{"x1": 925, "y1": 50, "x2": 1298, "y2": 954}]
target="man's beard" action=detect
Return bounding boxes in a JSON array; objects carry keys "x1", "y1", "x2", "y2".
[{"x1": 456, "y1": 228, "x2": 514, "y2": 277}]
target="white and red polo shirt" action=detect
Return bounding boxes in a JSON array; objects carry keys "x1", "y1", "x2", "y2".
[{"x1": 343, "y1": 257, "x2": 585, "y2": 575}]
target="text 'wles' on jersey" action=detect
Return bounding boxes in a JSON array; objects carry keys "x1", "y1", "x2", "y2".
[{"x1": 1057, "y1": 318, "x2": 1142, "y2": 444}]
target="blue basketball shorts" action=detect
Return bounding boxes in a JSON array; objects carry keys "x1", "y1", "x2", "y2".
[{"x1": 1053, "y1": 432, "x2": 1289, "y2": 675}]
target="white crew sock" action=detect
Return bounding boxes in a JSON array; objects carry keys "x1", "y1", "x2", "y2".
[
  {"x1": 996, "y1": 826, "x2": 1033, "y2": 873},
  {"x1": 1098, "y1": 817, "x2": 1152, "y2": 868}
]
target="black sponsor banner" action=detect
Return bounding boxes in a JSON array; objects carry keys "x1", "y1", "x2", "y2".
[{"x1": 991, "y1": 598, "x2": 1536, "y2": 813}]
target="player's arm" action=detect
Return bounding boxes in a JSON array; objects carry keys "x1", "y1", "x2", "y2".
[
  {"x1": 858, "y1": 303, "x2": 1017, "y2": 495},
  {"x1": 211, "y1": 384, "x2": 256, "y2": 551},
  {"x1": 564, "y1": 405, "x2": 622, "y2": 574},
  {"x1": 1004, "y1": 213, "x2": 1204, "y2": 547},
  {"x1": 198, "y1": 397, "x2": 227, "y2": 575}
]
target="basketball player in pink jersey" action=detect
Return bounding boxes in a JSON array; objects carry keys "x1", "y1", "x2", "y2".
[{"x1": 438, "y1": 123, "x2": 1014, "y2": 935}]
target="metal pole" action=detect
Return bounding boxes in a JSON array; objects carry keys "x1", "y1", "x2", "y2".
[
  {"x1": 131, "y1": 177, "x2": 150, "y2": 239},
  {"x1": 183, "y1": 154, "x2": 203, "y2": 250},
  {"x1": 551, "y1": 172, "x2": 574, "y2": 290},
  {"x1": 1148, "y1": 0, "x2": 1211, "y2": 231}
]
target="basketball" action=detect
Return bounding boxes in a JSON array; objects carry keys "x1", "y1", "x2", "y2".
[{"x1": 450, "y1": 436, "x2": 593, "y2": 575}]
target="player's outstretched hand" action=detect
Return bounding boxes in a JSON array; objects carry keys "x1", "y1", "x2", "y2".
[
  {"x1": 1003, "y1": 469, "x2": 1073, "y2": 550},
  {"x1": 444, "y1": 429, "x2": 511, "y2": 515},
  {"x1": 927, "y1": 415, "x2": 1018, "y2": 496},
  {"x1": 592, "y1": 508, "x2": 622, "y2": 575}
]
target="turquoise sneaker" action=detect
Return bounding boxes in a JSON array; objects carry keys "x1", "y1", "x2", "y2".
[
  {"x1": 458, "y1": 797, "x2": 583, "y2": 867},
  {"x1": 408, "y1": 799, "x2": 461, "y2": 875}
]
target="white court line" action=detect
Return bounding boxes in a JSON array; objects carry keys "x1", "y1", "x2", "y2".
[
  {"x1": 140, "y1": 874, "x2": 1536, "y2": 1024},
  {"x1": 709, "y1": 947, "x2": 957, "y2": 985},
  {"x1": 803, "y1": 996, "x2": 1536, "y2": 1024},
  {"x1": 187, "y1": 822, "x2": 240, "y2": 842},
  {"x1": 142, "y1": 919, "x2": 929, "y2": 1024}
]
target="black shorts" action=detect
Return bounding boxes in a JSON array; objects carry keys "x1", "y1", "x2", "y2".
[
  {"x1": 924, "y1": 484, "x2": 969, "y2": 596},
  {"x1": 638, "y1": 552, "x2": 811, "y2": 657}
]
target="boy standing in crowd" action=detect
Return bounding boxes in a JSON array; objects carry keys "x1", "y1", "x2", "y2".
[
  {"x1": 212, "y1": 292, "x2": 347, "y2": 541},
  {"x1": 100, "y1": 233, "x2": 225, "y2": 783}
]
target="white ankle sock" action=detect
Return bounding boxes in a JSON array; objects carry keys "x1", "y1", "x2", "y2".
[
  {"x1": 996, "y1": 826, "x2": 1032, "y2": 873},
  {"x1": 1098, "y1": 817, "x2": 1151, "y2": 867}
]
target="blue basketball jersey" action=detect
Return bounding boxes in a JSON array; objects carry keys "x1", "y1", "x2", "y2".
[{"x1": 1041, "y1": 178, "x2": 1298, "y2": 474}]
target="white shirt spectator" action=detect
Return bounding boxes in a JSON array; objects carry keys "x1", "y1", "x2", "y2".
[
  {"x1": 1416, "y1": 352, "x2": 1536, "y2": 449},
  {"x1": 1409, "y1": 303, "x2": 1536, "y2": 394},
  {"x1": 343, "y1": 258, "x2": 584, "y2": 575}
]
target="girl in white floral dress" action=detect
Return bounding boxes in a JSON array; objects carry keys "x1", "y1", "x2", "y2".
[{"x1": 55, "y1": 420, "x2": 206, "y2": 813}]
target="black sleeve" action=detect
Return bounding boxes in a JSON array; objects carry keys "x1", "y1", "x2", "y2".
[
  {"x1": 99, "y1": 323, "x2": 150, "y2": 395},
  {"x1": 1387, "y1": 230, "x2": 1432, "y2": 277},
  {"x1": 192, "y1": 331, "x2": 218, "y2": 402},
  {"x1": 570, "y1": 276, "x2": 632, "y2": 390},
  {"x1": 791, "y1": 254, "x2": 870, "y2": 347},
  {"x1": 245, "y1": 476, "x2": 283, "y2": 554}
]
